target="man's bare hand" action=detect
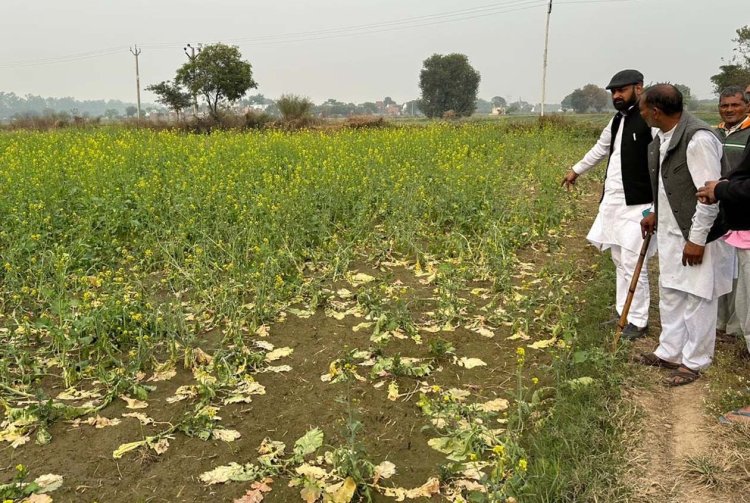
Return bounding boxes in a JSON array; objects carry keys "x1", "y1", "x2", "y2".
[
  {"x1": 696, "y1": 180, "x2": 722, "y2": 204},
  {"x1": 682, "y1": 240, "x2": 705, "y2": 266},
  {"x1": 640, "y1": 213, "x2": 657, "y2": 239},
  {"x1": 561, "y1": 170, "x2": 578, "y2": 190}
]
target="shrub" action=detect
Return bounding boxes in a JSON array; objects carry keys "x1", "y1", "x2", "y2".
[{"x1": 277, "y1": 94, "x2": 313, "y2": 121}]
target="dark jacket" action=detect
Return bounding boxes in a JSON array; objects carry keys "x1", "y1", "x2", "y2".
[{"x1": 716, "y1": 141, "x2": 750, "y2": 230}]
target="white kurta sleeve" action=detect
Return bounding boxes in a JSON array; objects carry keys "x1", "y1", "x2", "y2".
[
  {"x1": 686, "y1": 130, "x2": 723, "y2": 245},
  {"x1": 571, "y1": 117, "x2": 614, "y2": 175}
]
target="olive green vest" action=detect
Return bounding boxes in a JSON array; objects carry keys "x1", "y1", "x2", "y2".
[
  {"x1": 715, "y1": 122, "x2": 750, "y2": 176},
  {"x1": 648, "y1": 112, "x2": 728, "y2": 243}
]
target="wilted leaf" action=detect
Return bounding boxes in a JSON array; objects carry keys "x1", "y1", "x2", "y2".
[
  {"x1": 34, "y1": 473, "x2": 63, "y2": 493},
  {"x1": 193, "y1": 347, "x2": 214, "y2": 365},
  {"x1": 300, "y1": 484, "x2": 322, "y2": 503},
  {"x1": 56, "y1": 388, "x2": 101, "y2": 401},
  {"x1": 456, "y1": 357, "x2": 486, "y2": 369},
  {"x1": 112, "y1": 440, "x2": 147, "y2": 459},
  {"x1": 383, "y1": 477, "x2": 440, "y2": 500},
  {"x1": 373, "y1": 461, "x2": 396, "y2": 484},
  {"x1": 294, "y1": 428, "x2": 324, "y2": 458},
  {"x1": 166, "y1": 385, "x2": 198, "y2": 403},
  {"x1": 387, "y1": 381, "x2": 399, "y2": 401},
  {"x1": 23, "y1": 494, "x2": 54, "y2": 503},
  {"x1": 347, "y1": 272, "x2": 375, "y2": 286},
  {"x1": 263, "y1": 365, "x2": 292, "y2": 373},
  {"x1": 476, "y1": 398, "x2": 509, "y2": 412},
  {"x1": 295, "y1": 464, "x2": 328, "y2": 479},
  {"x1": 352, "y1": 322, "x2": 373, "y2": 332},
  {"x1": 255, "y1": 324, "x2": 270, "y2": 337},
  {"x1": 122, "y1": 412, "x2": 155, "y2": 425},
  {"x1": 265, "y1": 347, "x2": 293, "y2": 362},
  {"x1": 200, "y1": 463, "x2": 256, "y2": 485},
  {"x1": 447, "y1": 388, "x2": 471, "y2": 401},
  {"x1": 147, "y1": 367, "x2": 176, "y2": 382},
  {"x1": 150, "y1": 437, "x2": 170, "y2": 455},
  {"x1": 234, "y1": 478, "x2": 273, "y2": 503},
  {"x1": 288, "y1": 307, "x2": 315, "y2": 319},
  {"x1": 120, "y1": 395, "x2": 148, "y2": 409},
  {"x1": 527, "y1": 337, "x2": 556, "y2": 350},
  {"x1": 85, "y1": 415, "x2": 121, "y2": 429},
  {"x1": 324, "y1": 477, "x2": 356, "y2": 503},
  {"x1": 213, "y1": 429, "x2": 242, "y2": 442}
]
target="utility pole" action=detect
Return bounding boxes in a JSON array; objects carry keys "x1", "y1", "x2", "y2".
[
  {"x1": 130, "y1": 45, "x2": 142, "y2": 123},
  {"x1": 183, "y1": 43, "x2": 201, "y2": 115},
  {"x1": 540, "y1": 0, "x2": 552, "y2": 117}
]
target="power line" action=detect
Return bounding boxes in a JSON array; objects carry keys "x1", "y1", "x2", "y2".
[{"x1": 0, "y1": 0, "x2": 633, "y2": 69}]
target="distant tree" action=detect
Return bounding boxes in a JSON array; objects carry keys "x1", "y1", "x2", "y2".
[
  {"x1": 674, "y1": 83, "x2": 699, "y2": 111},
  {"x1": 276, "y1": 94, "x2": 313, "y2": 120},
  {"x1": 711, "y1": 25, "x2": 750, "y2": 94},
  {"x1": 505, "y1": 100, "x2": 532, "y2": 114},
  {"x1": 125, "y1": 105, "x2": 138, "y2": 117},
  {"x1": 383, "y1": 96, "x2": 396, "y2": 106},
  {"x1": 359, "y1": 102, "x2": 379, "y2": 114},
  {"x1": 146, "y1": 80, "x2": 193, "y2": 118},
  {"x1": 175, "y1": 43, "x2": 257, "y2": 118},
  {"x1": 562, "y1": 84, "x2": 608, "y2": 113},
  {"x1": 104, "y1": 109, "x2": 120, "y2": 120},
  {"x1": 582, "y1": 84, "x2": 608, "y2": 112},
  {"x1": 474, "y1": 98, "x2": 493, "y2": 114},
  {"x1": 491, "y1": 96, "x2": 507, "y2": 108},
  {"x1": 418, "y1": 53, "x2": 480, "y2": 118}
]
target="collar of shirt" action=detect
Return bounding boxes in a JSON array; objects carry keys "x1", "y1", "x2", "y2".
[{"x1": 718, "y1": 115, "x2": 750, "y2": 133}]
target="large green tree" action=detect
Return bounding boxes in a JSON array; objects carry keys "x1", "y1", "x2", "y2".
[
  {"x1": 175, "y1": 43, "x2": 257, "y2": 118},
  {"x1": 711, "y1": 25, "x2": 750, "y2": 93},
  {"x1": 418, "y1": 53, "x2": 480, "y2": 118}
]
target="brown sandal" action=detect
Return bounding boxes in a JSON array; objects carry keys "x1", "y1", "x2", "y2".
[
  {"x1": 637, "y1": 352, "x2": 680, "y2": 369},
  {"x1": 665, "y1": 366, "x2": 700, "y2": 387}
]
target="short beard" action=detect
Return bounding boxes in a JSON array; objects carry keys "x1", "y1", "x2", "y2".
[{"x1": 613, "y1": 96, "x2": 635, "y2": 111}]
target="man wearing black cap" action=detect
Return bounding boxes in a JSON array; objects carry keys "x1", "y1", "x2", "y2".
[{"x1": 562, "y1": 69, "x2": 654, "y2": 339}]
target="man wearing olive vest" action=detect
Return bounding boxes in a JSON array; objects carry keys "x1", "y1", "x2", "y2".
[
  {"x1": 714, "y1": 86, "x2": 750, "y2": 338},
  {"x1": 638, "y1": 84, "x2": 733, "y2": 386},
  {"x1": 562, "y1": 69, "x2": 654, "y2": 340}
]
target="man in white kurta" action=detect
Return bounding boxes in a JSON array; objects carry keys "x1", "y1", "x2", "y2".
[
  {"x1": 652, "y1": 128, "x2": 733, "y2": 371},
  {"x1": 639, "y1": 84, "x2": 733, "y2": 383},
  {"x1": 562, "y1": 70, "x2": 654, "y2": 339}
]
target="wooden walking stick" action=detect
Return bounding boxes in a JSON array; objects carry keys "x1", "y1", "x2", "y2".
[{"x1": 612, "y1": 232, "x2": 652, "y2": 352}]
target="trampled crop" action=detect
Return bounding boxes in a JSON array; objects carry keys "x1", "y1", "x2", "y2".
[{"x1": 0, "y1": 122, "x2": 597, "y2": 501}]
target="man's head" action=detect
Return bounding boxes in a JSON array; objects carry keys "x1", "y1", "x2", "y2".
[
  {"x1": 639, "y1": 84, "x2": 683, "y2": 131},
  {"x1": 718, "y1": 86, "x2": 749, "y2": 127},
  {"x1": 606, "y1": 69, "x2": 644, "y2": 111}
]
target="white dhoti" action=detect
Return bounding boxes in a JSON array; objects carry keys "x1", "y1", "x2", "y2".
[
  {"x1": 654, "y1": 286, "x2": 718, "y2": 370},
  {"x1": 587, "y1": 200, "x2": 654, "y2": 327}
]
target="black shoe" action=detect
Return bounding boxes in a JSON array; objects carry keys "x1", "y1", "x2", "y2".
[{"x1": 621, "y1": 323, "x2": 648, "y2": 340}]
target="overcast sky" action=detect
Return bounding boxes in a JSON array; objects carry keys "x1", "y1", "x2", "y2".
[{"x1": 1, "y1": 0, "x2": 746, "y2": 105}]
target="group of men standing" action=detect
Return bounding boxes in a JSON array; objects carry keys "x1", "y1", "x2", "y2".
[{"x1": 564, "y1": 70, "x2": 750, "y2": 393}]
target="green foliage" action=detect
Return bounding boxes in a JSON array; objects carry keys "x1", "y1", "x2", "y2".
[
  {"x1": 145, "y1": 80, "x2": 193, "y2": 117},
  {"x1": 175, "y1": 43, "x2": 257, "y2": 118},
  {"x1": 562, "y1": 84, "x2": 609, "y2": 113},
  {"x1": 418, "y1": 53, "x2": 481, "y2": 118},
  {"x1": 276, "y1": 94, "x2": 314, "y2": 121},
  {"x1": 711, "y1": 25, "x2": 750, "y2": 94}
]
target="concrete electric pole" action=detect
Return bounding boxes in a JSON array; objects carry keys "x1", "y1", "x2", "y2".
[
  {"x1": 540, "y1": 0, "x2": 552, "y2": 117},
  {"x1": 183, "y1": 43, "x2": 202, "y2": 115},
  {"x1": 130, "y1": 45, "x2": 142, "y2": 123}
]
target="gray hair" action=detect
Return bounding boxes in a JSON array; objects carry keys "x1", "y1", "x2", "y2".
[{"x1": 720, "y1": 85, "x2": 749, "y2": 103}]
